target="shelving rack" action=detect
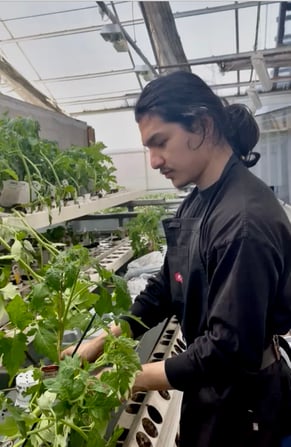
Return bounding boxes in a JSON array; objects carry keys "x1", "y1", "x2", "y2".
[
  {"x1": 0, "y1": 187, "x2": 185, "y2": 444},
  {"x1": 113, "y1": 317, "x2": 184, "y2": 447},
  {"x1": 0, "y1": 190, "x2": 143, "y2": 335},
  {"x1": 0, "y1": 190, "x2": 144, "y2": 230}
]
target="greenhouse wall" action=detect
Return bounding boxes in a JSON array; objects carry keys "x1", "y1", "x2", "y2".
[
  {"x1": 251, "y1": 107, "x2": 291, "y2": 204},
  {"x1": 105, "y1": 148, "x2": 176, "y2": 192},
  {"x1": 107, "y1": 107, "x2": 291, "y2": 200},
  {"x1": 0, "y1": 92, "x2": 88, "y2": 149}
]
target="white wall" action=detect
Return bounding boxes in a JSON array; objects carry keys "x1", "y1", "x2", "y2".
[
  {"x1": 105, "y1": 148, "x2": 175, "y2": 192},
  {"x1": 251, "y1": 130, "x2": 289, "y2": 202}
]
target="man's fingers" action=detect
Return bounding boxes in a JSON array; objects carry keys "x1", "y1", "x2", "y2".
[{"x1": 60, "y1": 345, "x2": 75, "y2": 359}]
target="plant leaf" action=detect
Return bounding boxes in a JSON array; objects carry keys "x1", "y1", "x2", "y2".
[
  {"x1": 0, "y1": 266, "x2": 10, "y2": 288},
  {"x1": 0, "y1": 332, "x2": 26, "y2": 380},
  {"x1": 110, "y1": 274, "x2": 131, "y2": 313},
  {"x1": 33, "y1": 324, "x2": 58, "y2": 363},
  {"x1": 45, "y1": 267, "x2": 62, "y2": 292},
  {"x1": 29, "y1": 283, "x2": 50, "y2": 310},
  {"x1": 0, "y1": 415, "x2": 19, "y2": 436},
  {"x1": 1, "y1": 168, "x2": 19, "y2": 181},
  {"x1": 23, "y1": 239, "x2": 35, "y2": 254},
  {"x1": 6, "y1": 294, "x2": 34, "y2": 330},
  {"x1": 0, "y1": 282, "x2": 18, "y2": 300},
  {"x1": 93, "y1": 287, "x2": 113, "y2": 317},
  {"x1": 10, "y1": 240, "x2": 23, "y2": 261},
  {"x1": 64, "y1": 263, "x2": 78, "y2": 289}
]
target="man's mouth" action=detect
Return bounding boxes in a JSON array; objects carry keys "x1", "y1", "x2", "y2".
[{"x1": 161, "y1": 169, "x2": 173, "y2": 178}]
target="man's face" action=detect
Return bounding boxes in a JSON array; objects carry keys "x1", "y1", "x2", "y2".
[{"x1": 139, "y1": 114, "x2": 211, "y2": 189}]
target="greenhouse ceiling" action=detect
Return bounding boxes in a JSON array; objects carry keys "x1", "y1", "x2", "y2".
[{"x1": 0, "y1": 1, "x2": 290, "y2": 148}]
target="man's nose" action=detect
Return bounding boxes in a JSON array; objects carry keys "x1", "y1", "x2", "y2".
[{"x1": 149, "y1": 149, "x2": 164, "y2": 170}]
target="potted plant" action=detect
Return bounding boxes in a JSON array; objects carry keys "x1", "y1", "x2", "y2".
[
  {"x1": 126, "y1": 206, "x2": 166, "y2": 258},
  {"x1": 0, "y1": 115, "x2": 61, "y2": 212},
  {"x1": 53, "y1": 144, "x2": 118, "y2": 198},
  {"x1": 0, "y1": 212, "x2": 141, "y2": 446},
  {"x1": 0, "y1": 115, "x2": 119, "y2": 217}
]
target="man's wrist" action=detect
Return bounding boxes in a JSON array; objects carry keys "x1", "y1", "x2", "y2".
[{"x1": 133, "y1": 361, "x2": 172, "y2": 392}]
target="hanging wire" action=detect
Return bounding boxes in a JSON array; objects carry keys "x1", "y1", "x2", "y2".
[
  {"x1": 71, "y1": 312, "x2": 97, "y2": 357},
  {"x1": 110, "y1": 1, "x2": 144, "y2": 90},
  {"x1": 249, "y1": 2, "x2": 261, "y2": 83},
  {"x1": 264, "y1": 3, "x2": 269, "y2": 49},
  {"x1": 131, "y1": 1, "x2": 136, "y2": 43},
  {"x1": 234, "y1": 2, "x2": 240, "y2": 96}
]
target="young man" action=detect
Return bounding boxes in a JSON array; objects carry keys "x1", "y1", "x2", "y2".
[{"x1": 64, "y1": 71, "x2": 291, "y2": 447}]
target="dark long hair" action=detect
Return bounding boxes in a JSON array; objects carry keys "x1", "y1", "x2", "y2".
[{"x1": 135, "y1": 71, "x2": 260, "y2": 168}]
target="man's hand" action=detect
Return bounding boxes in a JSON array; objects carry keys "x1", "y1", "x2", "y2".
[
  {"x1": 61, "y1": 335, "x2": 105, "y2": 362},
  {"x1": 131, "y1": 361, "x2": 173, "y2": 394},
  {"x1": 61, "y1": 323, "x2": 123, "y2": 362}
]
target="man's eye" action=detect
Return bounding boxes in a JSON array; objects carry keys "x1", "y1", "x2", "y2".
[{"x1": 157, "y1": 140, "x2": 166, "y2": 147}]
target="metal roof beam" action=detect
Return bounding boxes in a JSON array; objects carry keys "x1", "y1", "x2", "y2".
[
  {"x1": 0, "y1": 55, "x2": 63, "y2": 112},
  {"x1": 64, "y1": 76, "x2": 291, "y2": 109},
  {"x1": 32, "y1": 46, "x2": 291, "y2": 85},
  {"x1": 173, "y1": 1, "x2": 279, "y2": 19},
  {"x1": 34, "y1": 45, "x2": 291, "y2": 87},
  {"x1": 0, "y1": 2, "x2": 279, "y2": 44},
  {"x1": 34, "y1": 68, "x2": 134, "y2": 83},
  {"x1": 154, "y1": 46, "x2": 291, "y2": 71},
  {"x1": 139, "y1": 1, "x2": 191, "y2": 73},
  {"x1": 70, "y1": 95, "x2": 290, "y2": 115},
  {"x1": 96, "y1": 1, "x2": 158, "y2": 78}
]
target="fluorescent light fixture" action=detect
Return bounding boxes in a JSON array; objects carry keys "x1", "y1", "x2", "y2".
[
  {"x1": 112, "y1": 39, "x2": 128, "y2": 53},
  {"x1": 246, "y1": 85, "x2": 262, "y2": 112},
  {"x1": 134, "y1": 65, "x2": 155, "y2": 82},
  {"x1": 100, "y1": 24, "x2": 128, "y2": 53},
  {"x1": 251, "y1": 53, "x2": 273, "y2": 92}
]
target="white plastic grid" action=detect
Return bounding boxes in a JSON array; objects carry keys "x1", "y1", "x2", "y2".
[{"x1": 114, "y1": 317, "x2": 184, "y2": 447}]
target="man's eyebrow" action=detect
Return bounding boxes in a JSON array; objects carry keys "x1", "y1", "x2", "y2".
[{"x1": 143, "y1": 132, "x2": 164, "y2": 148}]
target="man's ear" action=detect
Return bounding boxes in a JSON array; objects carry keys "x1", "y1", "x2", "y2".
[{"x1": 191, "y1": 115, "x2": 213, "y2": 138}]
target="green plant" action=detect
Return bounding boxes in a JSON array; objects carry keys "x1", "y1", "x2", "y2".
[
  {"x1": 0, "y1": 115, "x2": 71, "y2": 211},
  {"x1": 126, "y1": 207, "x2": 165, "y2": 258},
  {"x1": 0, "y1": 115, "x2": 119, "y2": 214},
  {"x1": 53, "y1": 144, "x2": 117, "y2": 196},
  {"x1": 0, "y1": 212, "x2": 140, "y2": 446}
]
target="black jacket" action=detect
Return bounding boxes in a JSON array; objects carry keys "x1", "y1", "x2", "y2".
[{"x1": 126, "y1": 155, "x2": 291, "y2": 446}]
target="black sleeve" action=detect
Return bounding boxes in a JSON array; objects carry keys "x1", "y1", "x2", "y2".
[
  {"x1": 165, "y1": 236, "x2": 283, "y2": 391},
  {"x1": 122, "y1": 257, "x2": 173, "y2": 338}
]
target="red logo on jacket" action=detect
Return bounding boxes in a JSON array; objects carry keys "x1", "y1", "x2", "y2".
[{"x1": 174, "y1": 272, "x2": 183, "y2": 283}]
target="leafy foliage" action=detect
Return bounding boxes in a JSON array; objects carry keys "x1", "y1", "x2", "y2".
[
  {"x1": 0, "y1": 214, "x2": 140, "y2": 446},
  {"x1": 0, "y1": 115, "x2": 118, "y2": 212},
  {"x1": 126, "y1": 206, "x2": 166, "y2": 258},
  {"x1": 0, "y1": 343, "x2": 140, "y2": 446}
]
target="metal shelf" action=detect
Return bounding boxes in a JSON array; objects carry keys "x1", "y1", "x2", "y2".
[
  {"x1": 0, "y1": 190, "x2": 144, "y2": 230},
  {"x1": 98, "y1": 239, "x2": 133, "y2": 272},
  {"x1": 88, "y1": 238, "x2": 133, "y2": 278}
]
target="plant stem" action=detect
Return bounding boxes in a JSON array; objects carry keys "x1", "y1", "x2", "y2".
[
  {"x1": 15, "y1": 143, "x2": 32, "y2": 199},
  {"x1": 40, "y1": 151, "x2": 62, "y2": 188},
  {"x1": 42, "y1": 416, "x2": 88, "y2": 441},
  {"x1": 59, "y1": 418, "x2": 88, "y2": 440},
  {"x1": 61, "y1": 276, "x2": 83, "y2": 329},
  {"x1": 22, "y1": 154, "x2": 43, "y2": 179},
  {"x1": 56, "y1": 291, "x2": 64, "y2": 357},
  {"x1": 57, "y1": 274, "x2": 81, "y2": 357},
  {"x1": 0, "y1": 236, "x2": 43, "y2": 282},
  {"x1": 12, "y1": 211, "x2": 59, "y2": 256},
  {"x1": 11, "y1": 423, "x2": 55, "y2": 447}
]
